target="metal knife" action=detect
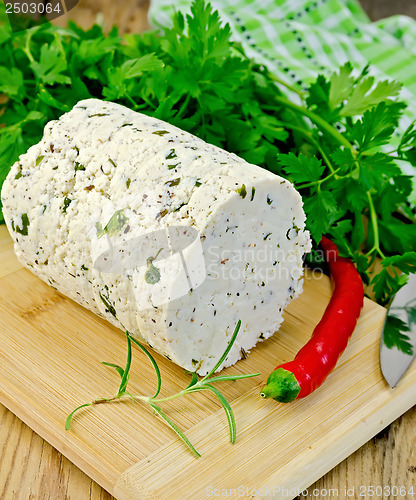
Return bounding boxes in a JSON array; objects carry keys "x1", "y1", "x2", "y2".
[{"x1": 380, "y1": 273, "x2": 416, "y2": 388}]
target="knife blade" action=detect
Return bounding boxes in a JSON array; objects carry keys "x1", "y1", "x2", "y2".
[{"x1": 380, "y1": 273, "x2": 416, "y2": 388}]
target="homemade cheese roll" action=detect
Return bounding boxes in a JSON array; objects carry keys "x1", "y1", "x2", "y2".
[{"x1": 1, "y1": 99, "x2": 311, "y2": 374}]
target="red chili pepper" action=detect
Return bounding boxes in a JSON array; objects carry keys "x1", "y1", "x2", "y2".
[{"x1": 260, "y1": 236, "x2": 364, "y2": 403}]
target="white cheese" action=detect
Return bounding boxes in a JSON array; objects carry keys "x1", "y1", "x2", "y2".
[{"x1": 1, "y1": 99, "x2": 311, "y2": 375}]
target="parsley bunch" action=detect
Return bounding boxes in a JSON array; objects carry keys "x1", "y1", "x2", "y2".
[
  {"x1": 274, "y1": 66, "x2": 416, "y2": 303},
  {"x1": 0, "y1": 0, "x2": 415, "y2": 304}
]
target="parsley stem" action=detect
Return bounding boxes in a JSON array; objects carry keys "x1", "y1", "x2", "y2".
[
  {"x1": 177, "y1": 94, "x2": 192, "y2": 119},
  {"x1": 362, "y1": 149, "x2": 397, "y2": 156},
  {"x1": 272, "y1": 95, "x2": 354, "y2": 151},
  {"x1": 125, "y1": 93, "x2": 139, "y2": 110},
  {"x1": 278, "y1": 121, "x2": 336, "y2": 173},
  {"x1": 312, "y1": 141, "x2": 335, "y2": 174},
  {"x1": 23, "y1": 29, "x2": 36, "y2": 64},
  {"x1": 53, "y1": 33, "x2": 66, "y2": 59},
  {"x1": 366, "y1": 192, "x2": 386, "y2": 259},
  {"x1": 197, "y1": 97, "x2": 206, "y2": 129},
  {"x1": 4, "y1": 114, "x2": 38, "y2": 131},
  {"x1": 274, "y1": 121, "x2": 311, "y2": 138},
  {"x1": 296, "y1": 168, "x2": 340, "y2": 190},
  {"x1": 268, "y1": 73, "x2": 306, "y2": 97},
  {"x1": 138, "y1": 91, "x2": 157, "y2": 111},
  {"x1": 385, "y1": 155, "x2": 409, "y2": 162}
]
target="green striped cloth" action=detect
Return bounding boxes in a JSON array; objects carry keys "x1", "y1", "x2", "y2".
[{"x1": 148, "y1": 0, "x2": 416, "y2": 203}]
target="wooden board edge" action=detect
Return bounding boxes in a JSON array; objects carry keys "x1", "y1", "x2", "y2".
[
  {"x1": 266, "y1": 380, "x2": 416, "y2": 500},
  {"x1": 0, "y1": 229, "x2": 395, "y2": 499},
  {"x1": 112, "y1": 367, "x2": 416, "y2": 500},
  {"x1": 0, "y1": 385, "x2": 121, "y2": 495}
]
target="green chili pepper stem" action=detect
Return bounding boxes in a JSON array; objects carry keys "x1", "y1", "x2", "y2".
[{"x1": 260, "y1": 368, "x2": 300, "y2": 403}]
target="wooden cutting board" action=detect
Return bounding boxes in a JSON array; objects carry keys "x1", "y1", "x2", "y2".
[{"x1": 0, "y1": 224, "x2": 415, "y2": 500}]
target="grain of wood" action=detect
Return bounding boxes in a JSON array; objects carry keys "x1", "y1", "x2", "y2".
[
  {"x1": 0, "y1": 220, "x2": 415, "y2": 499},
  {"x1": 0, "y1": 405, "x2": 113, "y2": 500},
  {"x1": 301, "y1": 407, "x2": 416, "y2": 500},
  {"x1": 0, "y1": 226, "x2": 23, "y2": 278},
  {"x1": 2, "y1": 1, "x2": 416, "y2": 499}
]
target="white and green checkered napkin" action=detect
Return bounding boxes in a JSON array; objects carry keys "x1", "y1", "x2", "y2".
[{"x1": 148, "y1": 0, "x2": 416, "y2": 202}]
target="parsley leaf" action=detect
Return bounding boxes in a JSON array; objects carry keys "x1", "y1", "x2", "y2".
[
  {"x1": 340, "y1": 76, "x2": 402, "y2": 117},
  {"x1": 102, "y1": 55, "x2": 164, "y2": 100},
  {"x1": 306, "y1": 74, "x2": 331, "y2": 116},
  {"x1": 371, "y1": 267, "x2": 404, "y2": 303},
  {"x1": 358, "y1": 153, "x2": 402, "y2": 190},
  {"x1": 397, "y1": 121, "x2": 416, "y2": 165},
  {"x1": 0, "y1": 67, "x2": 23, "y2": 96},
  {"x1": 330, "y1": 147, "x2": 355, "y2": 174},
  {"x1": 30, "y1": 43, "x2": 71, "y2": 85},
  {"x1": 383, "y1": 316, "x2": 413, "y2": 355},
  {"x1": 328, "y1": 62, "x2": 355, "y2": 110},
  {"x1": 278, "y1": 153, "x2": 324, "y2": 184},
  {"x1": 348, "y1": 102, "x2": 399, "y2": 152},
  {"x1": 303, "y1": 189, "x2": 338, "y2": 243},
  {"x1": 381, "y1": 252, "x2": 416, "y2": 275}
]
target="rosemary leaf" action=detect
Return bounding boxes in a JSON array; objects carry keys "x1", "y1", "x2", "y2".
[
  {"x1": 65, "y1": 403, "x2": 92, "y2": 430},
  {"x1": 185, "y1": 372, "x2": 199, "y2": 389},
  {"x1": 150, "y1": 403, "x2": 201, "y2": 457},
  {"x1": 200, "y1": 320, "x2": 241, "y2": 382},
  {"x1": 125, "y1": 391, "x2": 136, "y2": 402},
  {"x1": 204, "y1": 373, "x2": 261, "y2": 384},
  {"x1": 102, "y1": 361, "x2": 125, "y2": 379},
  {"x1": 117, "y1": 332, "x2": 132, "y2": 396},
  {"x1": 201, "y1": 384, "x2": 236, "y2": 443},
  {"x1": 129, "y1": 333, "x2": 162, "y2": 398}
]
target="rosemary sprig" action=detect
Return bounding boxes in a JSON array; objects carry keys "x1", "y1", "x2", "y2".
[{"x1": 65, "y1": 320, "x2": 260, "y2": 457}]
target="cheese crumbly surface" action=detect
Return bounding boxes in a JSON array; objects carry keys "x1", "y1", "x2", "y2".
[{"x1": 1, "y1": 99, "x2": 311, "y2": 374}]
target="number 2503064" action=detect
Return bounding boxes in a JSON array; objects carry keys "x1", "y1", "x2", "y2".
[
  {"x1": 357, "y1": 485, "x2": 415, "y2": 497},
  {"x1": 5, "y1": 2, "x2": 62, "y2": 14}
]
